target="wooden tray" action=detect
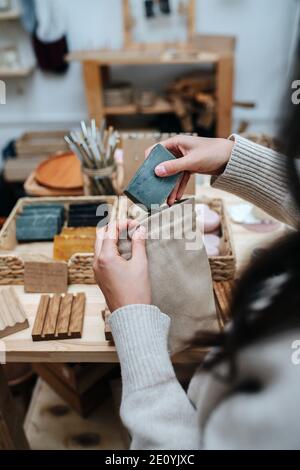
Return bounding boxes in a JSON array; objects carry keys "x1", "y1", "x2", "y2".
[
  {"x1": 0, "y1": 196, "x2": 118, "y2": 286},
  {"x1": 15, "y1": 130, "x2": 69, "y2": 157},
  {"x1": 24, "y1": 172, "x2": 84, "y2": 197},
  {"x1": 35, "y1": 152, "x2": 83, "y2": 190}
]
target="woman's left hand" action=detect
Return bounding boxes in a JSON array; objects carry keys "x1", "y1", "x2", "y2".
[{"x1": 93, "y1": 220, "x2": 151, "y2": 313}]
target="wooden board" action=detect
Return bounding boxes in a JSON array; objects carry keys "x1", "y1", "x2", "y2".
[
  {"x1": 32, "y1": 293, "x2": 86, "y2": 341},
  {"x1": 24, "y1": 172, "x2": 84, "y2": 197},
  {"x1": 35, "y1": 152, "x2": 83, "y2": 190},
  {"x1": 24, "y1": 261, "x2": 68, "y2": 294},
  {"x1": 0, "y1": 288, "x2": 29, "y2": 340}
]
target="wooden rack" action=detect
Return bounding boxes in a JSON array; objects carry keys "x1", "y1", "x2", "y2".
[{"x1": 67, "y1": 37, "x2": 235, "y2": 138}]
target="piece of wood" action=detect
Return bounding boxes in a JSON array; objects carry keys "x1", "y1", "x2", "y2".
[
  {"x1": 216, "y1": 55, "x2": 234, "y2": 138},
  {"x1": 32, "y1": 293, "x2": 86, "y2": 342},
  {"x1": 102, "y1": 308, "x2": 113, "y2": 343},
  {"x1": 35, "y1": 152, "x2": 83, "y2": 190},
  {"x1": 82, "y1": 62, "x2": 104, "y2": 125},
  {"x1": 213, "y1": 280, "x2": 235, "y2": 328},
  {"x1": 68, "y1": 293, "x2": 86, "y2": 338},
  {"x1": 43, "y1": 294, "x2": 62, "y2": 340},
  {"x1": 0, "y1": 288, "x2": 29, "y2": 340},
  {"x1": 55, "y1": 294, "x2": 73, "y2": 339},
  {"x1": 0, "y1": 366, "x2": 29, "y2": 450},
  {"x1": 24, "y1": 261, "x2": 68, "y2": 294},
  {"x1": 24, "y1": 171, "x2": 84, "y2": 197},
  {"x1": 31, "y1": 295, "x2": 50, "y2": 341}
]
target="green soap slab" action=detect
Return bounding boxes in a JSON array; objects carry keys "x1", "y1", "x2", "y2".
[
  {"x1": 124, "y1": 144, "x2": 182, "y2": 211},
  {"x1": 21, "y1": 207, "x2": 64, "y2": 228},
  {"x1": 16, "y1": 214, "x2": 61, "y2": 241}
]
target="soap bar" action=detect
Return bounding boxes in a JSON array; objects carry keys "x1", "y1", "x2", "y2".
[
  {"x1": 68, "y1": 202, "x2": 109, "y2": 227},
  {"x1": 16, "y1": 214, "x2": 61, "y2": 241},
  {"x1": 124, "y1": 144, "x2": 182, "y2": 211},
  {"x1": 53, "y1": 234, "x2": 96, "y2": 261},
  {"x1": 21, "y1": 207, "x2": 64, "y2": 230}
]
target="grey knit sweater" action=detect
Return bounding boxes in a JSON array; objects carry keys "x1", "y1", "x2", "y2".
[{"x1": 109, "y1": 135, "x2": 300, "y2": 450}]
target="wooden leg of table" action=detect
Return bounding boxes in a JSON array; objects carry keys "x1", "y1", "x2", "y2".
[
  {"x1": 82, "y1": 62, "x2": 105, "y2": 125},
  {"x1": 216, "y1": 56, "x2": 234, "y2": 138},
  {"x1": 0, "y1": 366, "x2": 29, "y2": 450}
]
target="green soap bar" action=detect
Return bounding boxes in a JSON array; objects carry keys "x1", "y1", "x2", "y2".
[
  {"x1": 16, "y1": 214, "x2": 61, "y2": 241},
  {"x1": 124, "y1": 144, "x2": 182, "y2": 211},
  {"x1": 21, "y1": 206, "x2": 64, "y2": 230}
]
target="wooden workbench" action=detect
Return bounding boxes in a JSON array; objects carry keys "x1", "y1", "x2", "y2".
[
  {"x1": 0, "y1": 185, "x2": 285, "y2": 364},
  {"x1": 67, "y1": 48, "x2": 234, "y2": 138}
]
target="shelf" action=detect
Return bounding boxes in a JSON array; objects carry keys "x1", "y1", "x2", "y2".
[
  {"x1": 0, "y1": 65, "x2": 34, "y2": 78},
  {"x1": 0, "y1": 9, "x2": 20, "y2": 20},
  {"x1": 105, "y1": 98, "x2": 173, "y2": 115}
]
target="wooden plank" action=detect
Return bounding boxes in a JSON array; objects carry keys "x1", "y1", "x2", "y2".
[
  {"x1": 43, "y1": 294, "x2": 61, "y2": 340},
  {"x1": 0, "y1": 288, "x2": 29, "y2": 340},
  {"x1": 55, "y1": 294, "x2": 73, "y2": 339},
  {"x1": 24, "y1": 261, "x2": 68, "y2": 294},
  {"x1": 31, "y1": 295, "x2": 50, "y2": 341},
  {"x1": 216, "y1": 56, "x2": 234, "y2": 138},
  {"x1": 68, "y1": 293, "x2": 86, "y2": 338},
  {"x1": 102, "y1": 308, "x2": 113, "y2": 343},
  {"x1": 82, "y1": 62, "x2": 104, "y2": 125}
]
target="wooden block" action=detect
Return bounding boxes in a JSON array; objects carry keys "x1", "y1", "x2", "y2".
[
  {"x1": 32, "y1": 293, "x2": 86, "y2": 342},
  {"x1": 0, "y1": 288, "x2": 29, "y2": 339},
  {"x1": 32, "y1": 295, "x2": 50, "y2": 341},
  {"x1": 213, "y1": 280, "x2": 235, "y2": 328},
  {"x1": 68, "y1": 293, "x2": 86, "y2": 338},
  {"x1": 24, "y1": 261, "x2": 68, "y2": 294},
  {"x1": 55, "y1": 294, "x2": 73, "y2": 339},
  {"x1": 43, "y1": 294, "x2": 62, "y2": 339},
  {"x1": 102, "y1": 308, "x2": 113, "y2": 343}
]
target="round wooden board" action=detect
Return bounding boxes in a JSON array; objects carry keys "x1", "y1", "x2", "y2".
[{"x1": 35, "y1": 152, "x2": 83, "y2": 189}]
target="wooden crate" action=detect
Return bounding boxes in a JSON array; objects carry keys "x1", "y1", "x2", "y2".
[
  {"x1": 118, "y1": 195, "x2": 236, "y2": 281},
  {"x1": 15, "y1": 130, "x2": 68, "y2": 157},
  {"x1": 0, "y1": 196, "x2": 118, "y2": 286}
]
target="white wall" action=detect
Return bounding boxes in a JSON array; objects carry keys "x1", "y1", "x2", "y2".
[{"x1": 0, "y1": 0, "x2": 299, "y2": 163}]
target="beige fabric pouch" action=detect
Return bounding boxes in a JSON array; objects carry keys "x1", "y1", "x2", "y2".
[{"x1": 119, "y1": 198, "x2": 218, "y2": 355}]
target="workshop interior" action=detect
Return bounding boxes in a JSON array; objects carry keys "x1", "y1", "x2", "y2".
[{"x1": 0, "y1": 0, "x2": 300, "y2": 453}]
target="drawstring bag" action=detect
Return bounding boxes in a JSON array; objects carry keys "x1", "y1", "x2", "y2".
[{"x1": 119, "y1": 198, "x2": 218, "y2": 354}]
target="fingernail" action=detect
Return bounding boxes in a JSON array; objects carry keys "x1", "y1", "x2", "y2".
[
  {"x1": 155, "y1": 164, "x2": 167, "y2": 176},
  {"x1": 133, "y1": 226, "x2": 146, "y2": 239}
]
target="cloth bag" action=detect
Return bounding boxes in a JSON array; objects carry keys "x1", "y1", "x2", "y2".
[{"x1": 119, "y1": 198, "x2": 218, "y2": 355}]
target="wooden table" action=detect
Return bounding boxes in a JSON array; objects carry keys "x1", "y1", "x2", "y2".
[
  {"x1": 67, "y1": 48, "x2": 234, "y2": 138},
  {"x1": 0, "y1": 185, "x2": 286, "y2": 448}
]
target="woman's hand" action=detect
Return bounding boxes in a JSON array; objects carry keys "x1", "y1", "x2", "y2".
[
  {"x1": 146, "y1": 135, "x2": 234, "y2": 205},
  {"x1": 93, "y1": 220, "x2": 151, "y2": 313}
]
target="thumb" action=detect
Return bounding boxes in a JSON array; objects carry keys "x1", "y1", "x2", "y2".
[
  {"x1": 155, "y1": 154, "x2": 194, "y2": 177},
  {"x1": 131, "y1": 226, "x2": 147, "y2": 260}
]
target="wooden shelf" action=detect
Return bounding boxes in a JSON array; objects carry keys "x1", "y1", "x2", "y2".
[
  {"x1": 105, "y1": 97, "x2": 173, "y2": 115},
  {"x1": 0, "y1": 65, "x2": 34, "y2": 78},
  {"x1": 0, "y1": 9, "x2": 20, "y2": 20}
]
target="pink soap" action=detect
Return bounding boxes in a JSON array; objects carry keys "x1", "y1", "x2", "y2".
[
  {"x1": 203, "y1": 234, "x2": 220, "y2": 256},
  {"x1": 196, "y1": 204, "x2": 221, "y2": 233}
]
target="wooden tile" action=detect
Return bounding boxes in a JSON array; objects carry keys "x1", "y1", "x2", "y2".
[
  {"x1": 55, "y1": 294, "x2": 73, "y2": 339},
  {"x1": 68, "y1": 293, "x2": 86, "y2": 338},
  {"x1": 213, "y1": 280, "x2": 235, "y2": 328},
  {"x1": 0, "y1": 287, "x2": 29, "y2": 339},
  {"x1": 24, "y1": 261, "x2": 68, "y2": 294},
  {"x1": 43, "y1": 294, "x2": 62, "y2": 339},
  {"x1": 32, "y1": 293, "x2": 86, "y2": 342},
  {"x1": 31, "y1": 295, "x2": 50, "y2": 341}
]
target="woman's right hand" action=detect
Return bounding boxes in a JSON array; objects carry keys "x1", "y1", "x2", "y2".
[{"x1": 145, "y1": 135, "x2": 234, "y2": 205}]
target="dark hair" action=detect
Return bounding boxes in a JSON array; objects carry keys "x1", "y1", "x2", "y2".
[{"x1": 193, "y1": 37, "x2": 300, "y2": 377}]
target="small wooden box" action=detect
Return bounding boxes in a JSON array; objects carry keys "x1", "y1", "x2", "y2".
[{"x1": 0, "y1": 196, "x2": 118, "y2": 286}]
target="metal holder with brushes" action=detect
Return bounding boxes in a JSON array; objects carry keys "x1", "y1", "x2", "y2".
[{"x1": 65, "y1": 119, "x2": 120, "y2": 196}]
